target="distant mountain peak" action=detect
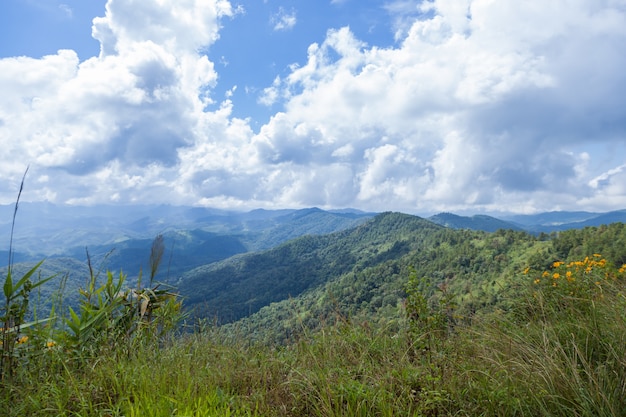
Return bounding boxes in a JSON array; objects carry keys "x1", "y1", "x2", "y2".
[{"x1": 429, "y1": 212, "x2": 522, "y2": 232}]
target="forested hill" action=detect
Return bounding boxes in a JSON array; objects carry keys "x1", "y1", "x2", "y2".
[
  {"x1": 179, "y1": 212, "x2": 444, "y2": 323},
  {"x1": 227, "y1": 220, "x2": 626, "y2": 344},
  {"x1": 429, "y1": 212, "x2": 524, "y2": 232}
]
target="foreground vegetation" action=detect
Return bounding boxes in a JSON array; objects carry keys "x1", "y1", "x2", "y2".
[{"x1": 2, "y1": 208, "x2": 626, "y2": 415}]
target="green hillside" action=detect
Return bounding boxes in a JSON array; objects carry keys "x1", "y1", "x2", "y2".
[
  {"x1": 172, "y1": 213, "x2": 626, "y2": 342},
  {"x1": 428, "y1": 212, "x2": 524, "y2": 232},
  {"x1": 220, "y1": 214, "x2": 544, "y2": 344},
  {"x1": 179, "y1": 212, "x2": 443, "y2": 323}
]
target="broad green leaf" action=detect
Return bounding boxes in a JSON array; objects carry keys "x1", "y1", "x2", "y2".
[
  {"x1": 3, "y1": 269, "x2": 13, "y2": 298},
  {"x1": 13, "y1": 260, "x2": 45, "y2": 292},
  {"x1": 68, "y1": 307, "x2": 81, "y2": 326},
  {"x1": 28, "y1": 273, "x2": 56, "y2": 291}
]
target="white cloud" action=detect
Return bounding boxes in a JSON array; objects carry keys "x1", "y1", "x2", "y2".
[
  {"x1": 258, "y1": 76, "x2": 282, "y2": 106},
  {"x1": 250, "y1": 0, "x2": 626, "y2": 212},
  {"x1": 271, "y1": 7, "x2": 297, "y2": 31},
  {"x1": 0, "y1": 0, "x2": 237, "y2": 204}
]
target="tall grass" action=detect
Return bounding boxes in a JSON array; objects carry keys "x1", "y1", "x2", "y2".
[
  {"x1": 2, "y1": 280, "x2": 625, "y2": 416},
  {"x1": 457, "y1": 256, "x2": 626, "y2": 416}
]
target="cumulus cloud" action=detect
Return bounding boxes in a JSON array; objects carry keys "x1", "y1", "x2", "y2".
[
  {"x1": 250, "y1": 0, "x2": 626, "y2": 213},
  {"x1": 0, "y1": 0, "x2": 625, "y2": 214},
  {"x1": 0, "y1": 0, "x2": 236, "y2": 204}
]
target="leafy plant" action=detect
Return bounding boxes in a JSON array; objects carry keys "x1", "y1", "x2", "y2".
[
  {"x1": 64, "y1": 236, "x2": 184, "y2": 357},
  {"x1": 404, "y1": 268, "x2": 455, "y2": 352},
  {"x1": 1, "y1": 168, "x2": 54, "y2": 381}
]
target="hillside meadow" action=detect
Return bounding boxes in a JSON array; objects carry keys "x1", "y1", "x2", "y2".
[{"x1": 2, "y1": 213, "x2": 626, "y2": 416}]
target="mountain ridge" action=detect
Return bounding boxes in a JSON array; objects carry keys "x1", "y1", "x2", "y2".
[{"x1": 429, "y1": 209, "x2": 626, "y2": 234}]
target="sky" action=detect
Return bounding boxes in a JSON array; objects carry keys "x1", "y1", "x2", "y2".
[{"x1": 1, "y1": 0, "x2": 625, "y2": 215}]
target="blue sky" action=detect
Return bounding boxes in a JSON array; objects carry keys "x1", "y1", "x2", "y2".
[
  {"x1": 1, "y1": 0, "x2": 104, "y2": 59},
  {"x1": 202, "y1": 0, "x2": 403, "y2": 126},
  {"x1": 1, "y1": 0, "x2": 625, "y2": 214}
]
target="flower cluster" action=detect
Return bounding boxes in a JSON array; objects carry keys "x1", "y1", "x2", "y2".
[{"x1": 527, "y1": 254, "x2": 625, "y2": 302}]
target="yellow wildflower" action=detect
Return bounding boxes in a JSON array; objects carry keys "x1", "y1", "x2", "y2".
[
  {"x1": 17, "y1": 336, "x2": 28, "y2": 344},
  {"x1": 593, "y1": 253, "x2": 602, "y2": 258},
  {"x1": 534, "y1": 279, "x2": 541, "y2": 284},
  {"x1": 542, "y1": 271, "x2": 550, "y2": 278},
  {"x1": 553, "y1": 261, "x2": 564, "y2": 268},
  {"x1": 553, "y1": 273, "x2": 560, "y2": 279},
  {"x1": 523, "y1": 267, "x2": 530, "y2": 275},
  {"x1": 46, "y1": 341, "x2": 56, "y2": 348}
]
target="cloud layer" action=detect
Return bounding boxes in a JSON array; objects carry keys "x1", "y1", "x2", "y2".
[{"x1": 1, "y1": 0, "x2": 625, "y2": 214}]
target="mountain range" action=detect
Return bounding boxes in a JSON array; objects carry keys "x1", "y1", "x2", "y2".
[
  {"x1": 2, "y1": 202, "x2": 626, "y2": 333},
  {"x1": 427, "y1": 209, "x2": 626, "y2": 233}
]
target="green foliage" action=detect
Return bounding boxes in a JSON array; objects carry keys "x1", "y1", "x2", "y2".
[
  {"x1": 0, "y1": 261, "x2": 54, "y2": 381},
  {"x1": 1, "y1": 169, "x2": 56, "y2": 382},
  {"x1": 1, "y1": 230, "x2": 185, "y2": 414},
  {"x1": 63, "y1": 239, "x2": 185, "y2": 358},
  {"x1": 65, "y1": 267, "x2": 127, "y2": 350},
  {"x1": 405, "y1": 269, "x2": 455, "y2": 353}
]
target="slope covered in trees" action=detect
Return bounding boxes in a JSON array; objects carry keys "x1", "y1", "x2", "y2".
[
  {"x1": 219, "y1": 214, "x2": 545, "y2": 343},
  {"x1": 179, "y1": 212, "x2": 442, "y2": 322},
  {"x1": 180, "y1": 213, "x2": 626, "y2": 340}
]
